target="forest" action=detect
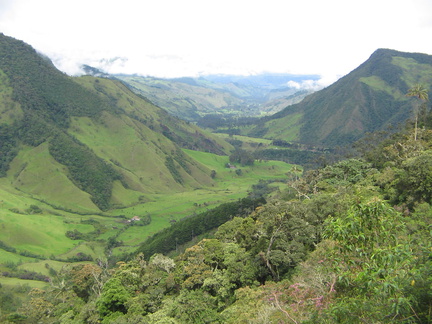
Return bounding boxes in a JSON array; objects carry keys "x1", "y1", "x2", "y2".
[
  {"x1": 1, "y1": 105, "x2": 431, "y2": 323},
  {"x1": 1, "y1": 34, "x2": 432, "y2": 323}
]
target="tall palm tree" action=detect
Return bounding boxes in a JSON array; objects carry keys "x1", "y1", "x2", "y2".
[{"x1": 406, "y1": 84, "x2": 429, "y2": 141}]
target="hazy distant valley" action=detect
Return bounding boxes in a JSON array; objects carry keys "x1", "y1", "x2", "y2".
[{"x1": 89, "y1": 68, "x2": 321, "y2": 121}]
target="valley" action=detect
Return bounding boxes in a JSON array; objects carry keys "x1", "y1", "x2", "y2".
[
  {"x1": 112, "y1": 73, "x2": 318, "y2": 121},
  {"x1": 0, "y1": 33, "x2": 296, "y2": 297},
  {"x1": 1, "y1": 33, "x2": 432, "y2": 323},
  {"x1": 0, "y1": 146, "x2": 293, "y2": 289}
]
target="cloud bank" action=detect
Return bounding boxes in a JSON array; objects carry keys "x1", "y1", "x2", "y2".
[
  {"x1": 287, "y1": 76, "x2": 340, "y2": 91},
  {"x1": 2, "y1": 0, "x2": 432, "y2": 87}
]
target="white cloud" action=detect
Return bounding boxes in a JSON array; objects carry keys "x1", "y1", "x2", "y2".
[
  {"x1": 287, "y1": 75, "x2": 341, "y2": 91},
  {"x1": 1, "y1": 0, "x2": 432, "y2": 86},
  {"x1": 287, "y1": 81, "x2": 301, "y2": 90}
]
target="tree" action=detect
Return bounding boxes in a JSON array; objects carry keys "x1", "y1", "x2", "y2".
[
  {"x1": 406, "y1": 84, "x2": 429, "y2": 141},
  {"x1": 229, "y1": 148, "x2": 254, "y2": 166},
  {"x1": 97, "y1": 278, "x2": 131, "y2": 319},
  {"x1": 210, "y1": 169, "x2": 217, "y2": 179},
  {"x1": 323, "y1": 198, "x2": 431, "y2": 322},
  {"x1": 65, "y1": 263, "x2": 105, "y2": 301},
  {"x1": 393, "y1": 150, "x2": 432, "y2": 207}
]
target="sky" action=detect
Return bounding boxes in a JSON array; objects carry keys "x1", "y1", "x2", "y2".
[{"x1": 1, "y1": 0, "x2": 432, "y2": 87}]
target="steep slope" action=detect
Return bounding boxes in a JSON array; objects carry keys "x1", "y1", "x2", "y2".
[
  {"x1": 0, "y1": 33, "x2": 231, "y2": 212},
  {"x1": 248, "y1": 49, "x2": 432, "y2": 146}
]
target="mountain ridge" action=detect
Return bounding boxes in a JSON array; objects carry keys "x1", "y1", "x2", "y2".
[{"x1": 246, "y1": 48, "x2": 432, "y2": 146}]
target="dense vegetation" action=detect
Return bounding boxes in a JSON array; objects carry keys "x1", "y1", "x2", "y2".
[
  {"x1": 3, "y1": 109, "x2": 432, "y2": 323},
  {"x1": 0, "y1": 124, "x2": 18, "y2": 176},
  {"x1": 136, "y1": 197, "x2": 266, "y2": 258},
  {"x1": 0, "y1": 34, "x2": 121, "y2": 210},
  {"x1": 2, "y1": 34, "x2": 432, "y2": 323}
]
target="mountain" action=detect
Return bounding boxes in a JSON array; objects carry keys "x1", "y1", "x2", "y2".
[
  {"x1": 0, "y1": 33, "x2": 299, "y2": 290},
  {"x1": 9, "y1": 109, "x2": 432, "y2": 323},
  {"x1": 246, "y1": 49, "x2": 432, "y2": 147},
  {"x1": 113, "y1": 73, "x2": 318, "y2": 121},
  {"x1": 0, "y1": 33, "x2": 231, "y2": 213}
]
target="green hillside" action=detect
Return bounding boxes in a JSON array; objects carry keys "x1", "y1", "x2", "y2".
[
  {"x1": 246, "y1": 49, "x2": 432, "y2": 147},
  {"x1": 1, "y1": 35, "x2": 432, "y2": 323},
  {"x1": 0, "y1": 34, "x2": 296, "y2": 297},
  {"x1": 0, "y1": 33, "x2": 232, "y2": 213},
  {"x1": 7, "y1": 109, "x2": 432, "y2": 323}
]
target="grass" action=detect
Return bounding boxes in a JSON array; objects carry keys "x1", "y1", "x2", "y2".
[
  {"x1": 110, "y1": 149, "x2": 293, "y2": 254},
  {"x1": 0, "y1": 177, "x2": 125, "y2": 261},
  {"x1": 0, "y1": 249, "x2": 36, "y2": 265},
  {"x1": 214, "y1": 133, "x2": 273, "y2": 145},
  {"x1": 68, "y1": 113, "x2": 217, "y2": 202},
  {"x1": 0, "y1": 143, "x2": 294, "y2": 280},
  {"x1": 360, "y1": 57, "x2": 432, "y2": 100},
  {"x1": 18, "y1": 260, "x2": 70, "y2": 275},
  {"x1": 359, "y1": 76, "x2": 404, "y2": 100},
  {"x1": 0, "y1": 276, "x2": 49, "y2": 289},
  {"x1": 263, "y1": 112, "x2": 303, "y2": 140},
  {"x1": 392, "y1": 57, "x2": 432, "y2": 87},
  {"x1": 0, "y1": 211, "x2": 94, "y2": 256},
  {"x1": 7, "y1": 143, "x2": 100, "y2": 213},
  {"x1": 0, "y1": 180, "x2": 87, "y2": 257}
]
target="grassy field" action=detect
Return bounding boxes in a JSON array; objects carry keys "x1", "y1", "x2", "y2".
[
  {"x1": 214, "y1": 133, "x2": 273, "y2": 145},
  {"x1": 0, "y1": 148, "x2": 294, "y2": 285},
  {"x1": 0, "y1": 276, "x2": 50, "y2": 289},
  {"x1": 263, "y1": 112, "x2": 303, "y2": 140},
  {"x1": 0, "y1": 208, "x2": 95, "y2": 257},
  {"x1": 392, "y1": 56, "x2": 432, "y2": 88},
  {"x1": 110, "y1": 149, "x2": 293, "y2": 254},
  {"x1": 18, "y1": 259, "x2": 72, "y2": 275},
  {"x1": 0, "y1": 249, "x2": 36, "y2": 265}
]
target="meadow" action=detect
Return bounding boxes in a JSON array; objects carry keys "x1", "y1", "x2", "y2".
[
  {"x1": 110, "y1": 149, "x2": 294, "y2": 254},
  {"x1": 0, "y1": 148, "x2": 295, "y2": 285}
]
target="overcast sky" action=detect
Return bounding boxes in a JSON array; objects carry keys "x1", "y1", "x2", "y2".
[{"x1": 1, "y1": 0, "x2": 432, "y2": 86}]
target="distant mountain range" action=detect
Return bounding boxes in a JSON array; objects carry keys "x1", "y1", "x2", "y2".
[{"x1": 105, "y1": 73, "x2": 320, "y2": 121}]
